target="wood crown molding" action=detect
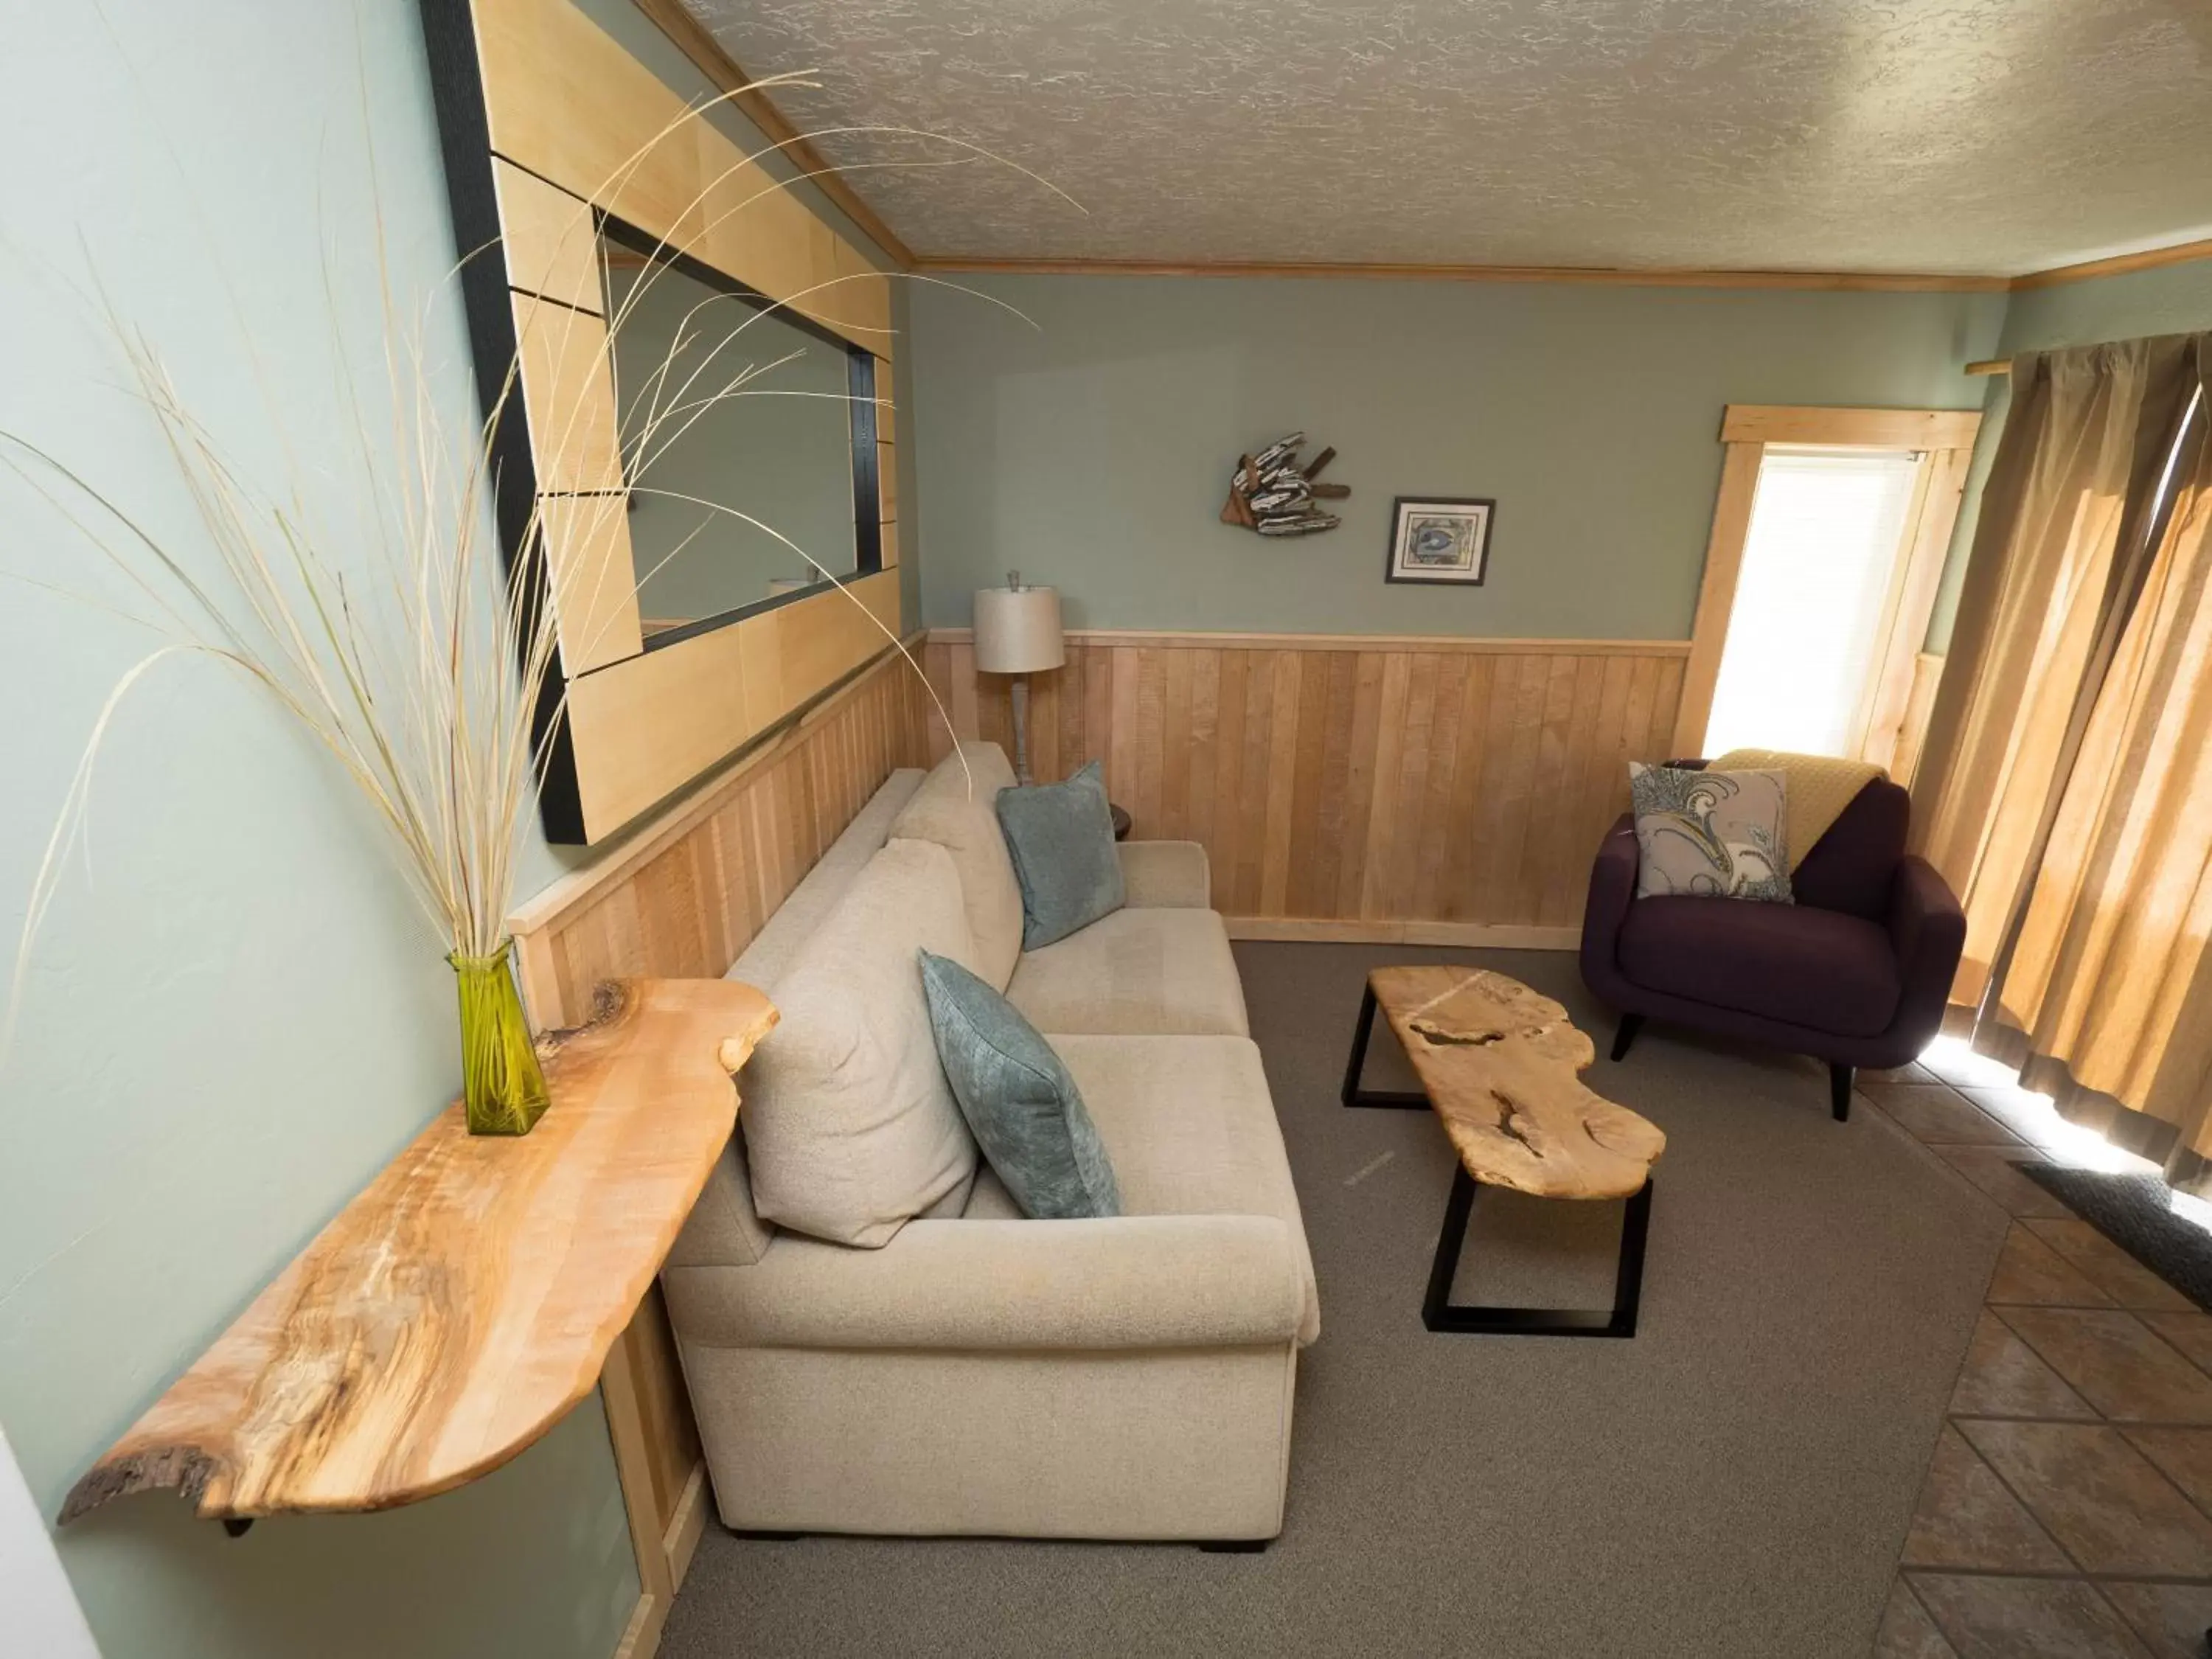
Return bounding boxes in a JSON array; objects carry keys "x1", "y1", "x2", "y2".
[
  {"x1": 2008, "y1": 234, "x2": 2212, "y2": 292},
  {"x1": 627, "y1": 0, "x2": 916, "y2": 270},
  {"x1": 912, "y1": 241, "x2": 2212, "y2": 292},
  {"x1": 910, "y1": 254, "x2": 2008, "y2": 293},
  {"x1": 925, "y1": 626, "x2": 1691, "y2": 657}
]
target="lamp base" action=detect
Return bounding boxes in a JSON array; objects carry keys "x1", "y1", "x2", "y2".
[{"x1": 1010, "y1": 675, "x2": 1034, "y2": 785}]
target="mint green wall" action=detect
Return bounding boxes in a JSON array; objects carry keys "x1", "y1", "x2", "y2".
[
  {"x1": 0, "y1": 5, "x2": 639, "y2": 1658},
  {"x1": 1926, "y1": 260, "x2": 2212, "y2": 652},
  {"x1": 2000, "y1": 262, "x2": 2212, "y2": 353},
  {"x1": 910, "y1": 274, "x2": 2003, "y2": 636}
]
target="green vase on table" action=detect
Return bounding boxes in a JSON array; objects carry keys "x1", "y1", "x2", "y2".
[{"x1": 448, "y1": 940, "x2": 550, "y2": 1135}]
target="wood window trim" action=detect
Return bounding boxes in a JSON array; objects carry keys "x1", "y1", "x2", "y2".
[
  {"x1": 1671, "y1": 405, "x2": 1983, "y2": 764},
  {"x1": 1718, "y1": 404, "x2": 1983, "y2": 450}
]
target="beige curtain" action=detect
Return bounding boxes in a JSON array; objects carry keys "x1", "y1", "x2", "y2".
[{"x1": 1913, "y1": 333, "x2": 2212, "y2": 1171}]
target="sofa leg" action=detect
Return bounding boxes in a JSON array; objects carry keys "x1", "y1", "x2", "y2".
[
  {"x1": 1831, "y1": 1064, "x2": 1854, "y2": 1122},
  {"x1": 730, "y1": 1528, "x2": 804, "y2": 1541},
  {"x1": 1610, "y1": 1013, "x2": 1644, "y2": 1062},
  {"x1": 1199, "y1": 1539, "x2": 1270, "y2": 1554}
]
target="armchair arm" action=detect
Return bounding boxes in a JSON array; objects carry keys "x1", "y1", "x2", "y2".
[
  {"x1": 662, "y1": 1212, "x2": 1304, "y2": 1352},
  {"x1": 1579, "y1": 815, "x2": 1640, "y2": 981},
  {"x1": 1886, "y1": 855, "x2": 1966, "y2": 1046},
  {"x1": 1117, "y1": 840, "x2": 1212, "y2": 908}
]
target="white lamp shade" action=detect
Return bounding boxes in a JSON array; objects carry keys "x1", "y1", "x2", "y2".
[{"x1": 973, "y1": 585, "x2": 1065, "y2": 673}]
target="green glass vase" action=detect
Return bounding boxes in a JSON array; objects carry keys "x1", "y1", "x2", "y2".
[{"x1": 448, "y1": 940, "x2": 550, "y2": 1136}]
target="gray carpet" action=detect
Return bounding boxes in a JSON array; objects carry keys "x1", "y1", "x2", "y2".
[{"x1": 660, "y1": 945, "x2": 2007, "y2": 1659}]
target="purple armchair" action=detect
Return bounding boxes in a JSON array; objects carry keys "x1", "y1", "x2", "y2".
[{"x1": 1579, "y1": 772, "x2": 1965, "y2": 1121}]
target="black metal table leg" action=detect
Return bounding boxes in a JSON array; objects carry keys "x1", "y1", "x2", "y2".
[
  {"x1": 1421, "y1": 1172, "x2": 1654, "y2": 1338},
  {"x1": 1340, "y1": 983, "x2": 1429, "y2": 1109}
]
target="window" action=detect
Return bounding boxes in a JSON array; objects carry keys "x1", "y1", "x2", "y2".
[
  {"x1": 1703, "y1": 448, "x2": 1924, "y2": 757},
  {"x1": 1677, "y1": 406, "x2": 1983, "y2": 776}
]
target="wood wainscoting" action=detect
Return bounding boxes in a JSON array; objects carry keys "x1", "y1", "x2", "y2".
[
  {"x1": 511, "y1": 643, "x2": 934, "y2": 1031},
  {"x1": 505, "y1": 641, "x2": 931, "y2": 1658},
  {"x1": 924, "y1": 629, "x2": 1690, "y2": 945}
]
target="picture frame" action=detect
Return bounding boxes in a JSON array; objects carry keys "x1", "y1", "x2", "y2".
[{"x1": 1385, "y1": 497, "x2": 1493, "y2": 585}]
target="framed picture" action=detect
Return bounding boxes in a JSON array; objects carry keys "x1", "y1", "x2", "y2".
[{"x1": 1385, "y1": 497, "x2": 1493, "y2": 585}]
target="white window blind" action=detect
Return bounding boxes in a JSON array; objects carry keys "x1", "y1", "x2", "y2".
[{"x1": 1703, "y1": 448, "x2": 1921, "y2": 759}]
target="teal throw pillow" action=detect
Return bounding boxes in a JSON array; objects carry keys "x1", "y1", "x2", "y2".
[
  {"x1": 993, "y1": 759, "x2": 1126, "y2": 948},
  {"x1": 917, "y1": 950, "x2": 1121, "y2": 1220}
]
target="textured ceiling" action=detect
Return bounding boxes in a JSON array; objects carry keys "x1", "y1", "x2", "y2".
[{"x1": 678, "y1": 0, "x2": 2212, "y2": 275}]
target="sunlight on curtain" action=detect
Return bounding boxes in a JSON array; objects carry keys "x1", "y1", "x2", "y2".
[
  {"x1": 1703, "y1": 449, "x2": 1920, "y2": 758},
  {"x1": 1998, "y1": 441, "x2": 2212, "y2": 1147},
  {"x1": 1913, "y1": 334, "x2": 2212, "y2": 1183},
  {"x1": 1915, "y1": 340, "x2": 2198, "y2": 1010}
]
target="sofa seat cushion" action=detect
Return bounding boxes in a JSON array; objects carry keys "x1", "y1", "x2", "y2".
[
  {"x1": 962, "y1": 1166, "x2": 1024, "y2": 1220},
  {"x1": 1054, "y1": 1034, "x2": 1319, "y2": 1346},
  {"x1": 1617, "y1": 894, "x2": 1902, "y2": 1037},
  {"x1": 888, "y1": 742, "x2": 1024, "y2": 990},
  {"x1": 1007, "y1": 908, "x2": 1249, "y2": 1037}
]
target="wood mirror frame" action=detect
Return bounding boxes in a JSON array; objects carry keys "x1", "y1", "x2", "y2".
[{"x1": 421, "y1": 0, "x2": 902, "y2": 845}]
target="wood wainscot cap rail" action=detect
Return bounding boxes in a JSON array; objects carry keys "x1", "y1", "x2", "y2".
[{"x1": 60, "y1": 978, "x2": 776, "y2": 1525}]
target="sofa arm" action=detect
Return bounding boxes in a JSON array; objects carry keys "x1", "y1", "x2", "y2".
[
  {"x1": 1117, "y1": 840, "x2": 1211, "y2": 908},
  {"x1": 1887, "y1": 854, "x2": 1966, "y2": 1046},
  {"x1": 662, "y1": 1212, "x2": 1304, "y2": 1352},
  {"x1": 1579, "y1": 815, "x2": 1640, "y2": 978}
]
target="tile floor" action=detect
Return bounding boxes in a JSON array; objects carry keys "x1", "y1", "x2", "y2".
[{"x1": 1868, "y1": 1043, "x2": 2212, "y2": 1658}]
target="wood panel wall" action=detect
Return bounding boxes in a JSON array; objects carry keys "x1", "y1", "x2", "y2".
[
  {"x1": 925, "y1": 630, "x2": 1689, "y2": 942},
  {"x1": 512, "y1": 643, "x2": 933, "y2": 1030},
  {"x1": 504, "y1": 642, "x2": 929, "y2": 1658}
]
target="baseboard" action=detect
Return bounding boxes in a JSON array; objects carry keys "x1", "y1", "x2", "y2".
[
  {"x1": 611, "y1": 1587, "x2": 665, "y2": 1659},
  {"x1": 1225, "y1": 917, "x2": 1579, "y2": 950},
  {"x1": 663, "y1": 1462, "x2": 711, "y2": 1591},
  {"x1": 610, "y1": 1462, "x2": 709, "y2": 1659}
]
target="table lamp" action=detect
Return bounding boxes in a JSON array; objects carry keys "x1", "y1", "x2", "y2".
[{"x1": 973, "y1": 572, "x2": 1065, "y2": 785}]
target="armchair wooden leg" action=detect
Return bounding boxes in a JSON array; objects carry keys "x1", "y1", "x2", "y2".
[
  {"x1": 1830, "y1": 1064, "x2": 1854, "y2": 1122},
  {"x1": 1610, "y1": 1013, "x2": 1644, "y2": 1062}
]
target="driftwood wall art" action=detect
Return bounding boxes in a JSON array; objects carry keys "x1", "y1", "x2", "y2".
[{"x1": 1220, "y1": 431, "x2": 1349, "y2": 538}]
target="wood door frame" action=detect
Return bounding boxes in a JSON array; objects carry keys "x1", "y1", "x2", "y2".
[{"x1": 1670, "y1": 405, "x2": 1982, "y2": 762}]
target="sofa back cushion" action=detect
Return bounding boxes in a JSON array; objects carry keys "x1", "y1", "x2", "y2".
[
  {"x1": 887, "y1": 742, "x2": 1023, "y2": 990},
  {"x1": 742, "y1": 838, "x2": 981, "y2": 1248},
  {"x1": 1791, "y1": 778, "x2": 1909, "y2": 919}
]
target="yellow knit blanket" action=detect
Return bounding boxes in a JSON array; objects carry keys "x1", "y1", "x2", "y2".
[{"x1": 1711, "y1": 748, "x2": 1884, "y2": 872}]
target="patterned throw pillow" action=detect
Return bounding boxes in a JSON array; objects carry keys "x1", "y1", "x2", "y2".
[{"x1": 1627, "y1": 763, "x2": 1793, "y2": 903}]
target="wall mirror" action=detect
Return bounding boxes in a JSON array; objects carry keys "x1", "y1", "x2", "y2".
[
  {"x1": 422, "y1": 0, "x2": 902, "y2": 849},
  {"x1": 601, "y1": 220, "x2": 880, "y2": 648}
]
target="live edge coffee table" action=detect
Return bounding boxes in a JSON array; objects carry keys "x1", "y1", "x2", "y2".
[{"x1": 1342, "y1": 967, "x2": 1666, "y2": 1338}]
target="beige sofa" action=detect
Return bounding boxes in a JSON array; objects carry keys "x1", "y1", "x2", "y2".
[{"x1": 663, "y1": 741, "x2": 1320, "y2": 1544}]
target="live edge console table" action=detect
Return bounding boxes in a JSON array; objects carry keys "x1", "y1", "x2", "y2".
[{"x1": 58, "y1": 978, "x2": 776, "y2": 1526}]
